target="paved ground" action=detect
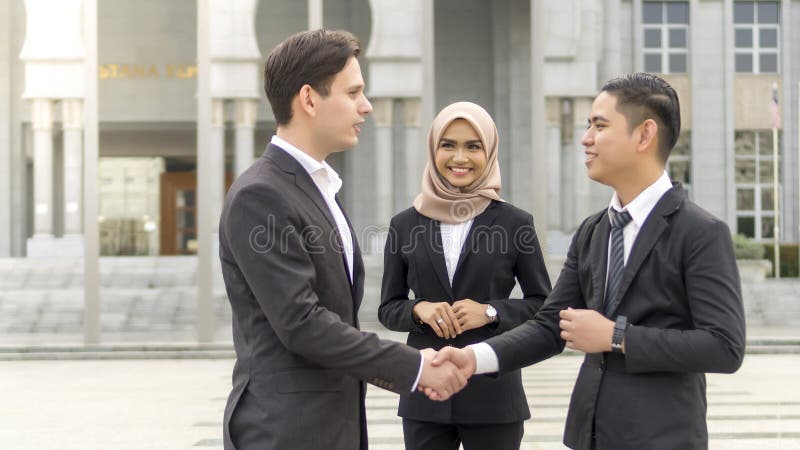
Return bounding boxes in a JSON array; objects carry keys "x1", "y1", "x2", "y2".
[
  {"x1": 1, "y1": 341, "x2": 799, "y2": 449},
  {"x1": 1, "y1": 256, "x2": 799, "y2": 448}
]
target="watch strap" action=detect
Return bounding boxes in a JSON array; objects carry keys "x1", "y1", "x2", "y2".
[{"x1": 611, "y1": 315, "x2": 628, "y2": 353}]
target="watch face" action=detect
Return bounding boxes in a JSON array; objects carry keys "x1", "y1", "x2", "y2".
[{"x1": 486, "y1": 305, "x2": 497, "y2": 318}]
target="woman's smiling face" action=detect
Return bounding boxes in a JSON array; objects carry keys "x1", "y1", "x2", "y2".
[{"x1": 434, "y1": 119, "x2": 487, "y2": 189}]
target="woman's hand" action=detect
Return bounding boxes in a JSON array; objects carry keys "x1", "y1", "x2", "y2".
[
  {"x1": 413, "y1": 301, "x2": 462, "y2": 339},
  {"x1": 452, "y1": 299, "x2": 491, "y2": 332}
]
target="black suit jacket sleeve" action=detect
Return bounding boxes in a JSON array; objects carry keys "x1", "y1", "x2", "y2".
[
  {"x1": 226, "y1": 185, "x2": 420, "y2": 393},
  {"x1": 378, "y1": 217, "x2": 426, "y2": 333},
  {"x1": 624, "y1": 219, "x2": 746, "y2": 374},
  {"x1": 490, "y1": 212, "x2": 551, "y2": 333},
  {"x1": 486, "y1": 216, "x2": 593, "y2": 373}
]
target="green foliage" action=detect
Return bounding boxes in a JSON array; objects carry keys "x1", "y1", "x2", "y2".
[
  {"x1": 732, "y1": 234, "x2": 765, "y2": 260},
  {"x1": 763, "y1": 243, "x2": 800, "y2": 278}
]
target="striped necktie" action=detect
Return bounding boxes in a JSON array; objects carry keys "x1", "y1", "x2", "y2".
[{"x1": 604, "y1": 209, "x2": 632, "y2": 315}]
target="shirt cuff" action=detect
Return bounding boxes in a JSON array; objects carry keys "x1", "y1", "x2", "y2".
[
  {"x1": 411, "y1": 352, "x2": 424, "y2": 392},
  {"x1": 469, "y1": 342, "x2": 499, "y2": 375}
]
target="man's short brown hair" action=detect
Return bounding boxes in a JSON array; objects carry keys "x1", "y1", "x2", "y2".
[{"x1": 264, "y1": 29, "x2": 361, "y2": 125}]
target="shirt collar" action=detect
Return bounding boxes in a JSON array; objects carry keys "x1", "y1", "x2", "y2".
[
  {"x1": 608, "y1": 171, "x2": 673, "y2": 228},
  {"x1": 271, "y1": 135, "x2": 343, "y2": 194}
]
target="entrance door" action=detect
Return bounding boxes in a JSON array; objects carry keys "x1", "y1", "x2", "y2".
[{"x1": 160, "y1": 172, "x2": 231, "y2": 255}]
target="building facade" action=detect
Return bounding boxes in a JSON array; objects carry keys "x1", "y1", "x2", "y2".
[{"x1": 1, "y1": 0, "x2": 798, "y2": 259}]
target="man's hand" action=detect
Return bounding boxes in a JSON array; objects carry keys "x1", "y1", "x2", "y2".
[
  {"x1": 419, "y1": 346, "x2": 477, "y2": 400},
  {"x1": 413, "y1": 301, "x2": 462, "y2": 339},
  {"x1": 559, "y1": 307, "x2": 615, "y2": 353},
  {"x1": 417, "y1": 348, "x2": 467, "y2": 401},
  {"x1": 452, "y1": 299, "x2": 491, "y2": 332}
]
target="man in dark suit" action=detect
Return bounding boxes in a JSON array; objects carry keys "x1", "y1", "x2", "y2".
[
  {"x1": 219, "y1": 29, "x2": 465, "y2": 450},
  {"x1": 432, "y1": 73, "x2": 746, "y2": 450}
]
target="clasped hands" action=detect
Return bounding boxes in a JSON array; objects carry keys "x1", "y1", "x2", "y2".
[
  {"x1": 417, "y1": 307, "x2": 617, "y2": 401},
  {"x1": 412, "y1": 299, "x2": 491, "y2": 339}
]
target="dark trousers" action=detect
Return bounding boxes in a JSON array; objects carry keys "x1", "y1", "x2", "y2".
[{"x1": 402, "y1": 419, "x2": 524, "y2": 450}]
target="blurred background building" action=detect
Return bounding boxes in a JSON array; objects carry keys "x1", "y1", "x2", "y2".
[{"x1": 0, "y1": 0, "x2": 798, "y2": 342}]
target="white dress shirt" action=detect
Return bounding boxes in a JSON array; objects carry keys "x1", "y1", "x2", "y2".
[
  {"x1": 271, "y1": 135, "x2": 423, "y2": 390},
  {"x1": 469, "y1": 171, "x2": 674, "y2": 375},
  {"x1": 440, "y1": 220, "x2": 474, "y2": 285},
  {"x1": 271, "y1": 135, "x2": 354, "y2": 283}
]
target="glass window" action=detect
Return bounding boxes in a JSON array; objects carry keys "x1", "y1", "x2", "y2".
[
  {"x1": 645, "y1": 53, "x2": 662, "y2": 72},
  {"x1": 669, "y1": 54, "x2": 687, "y2": 73},
  {"x1": 759, "y1": 53, "x2": 778, "y2": 73},
  {"x1": 643, "y1": 3, "x2": 663, "y2": 23},
  {"x1": 759, "y1": 161, "x2": 774, "y2": 183},
  {"x1": 735, "y1": 53, "x2": 753, "y2": 72},
  {"x1": 759, "y1": 131, "x2": 774, "y2": 155},
  {"x1": 667, "y1": 131, "x2": 692, "y2": 194},
  {"x1": 761, "y1": 189, "x2": 774, "y2": 210},
  {"x1": 759, "y1": 28, "x2": 777, "y2": 47},
  {"x1": 669, "y1": 160, "x2": 690, "y2": 185},
  {"x1": 641, "y1": 2, "x2": 689, "y2": 74},
  {"x1": 734, "y1": 2, "x2": 781, "y2": 74},
  {"x1": 735, "y1": 130, "x2": 781, "y2": 240},
  {"x1": 735, "y1": 29, "x2": 752, "y2": 47},
  {"x1": 734, "y1": 2, "x2": 754, "y2": 23},
  {"x1": 737, "y1": 217, "x2": 755, "y2": 238},
  {"x1": 737, "y1": 189, "x2": 755, "y2": 210},
  {"x1": 669, "y1": 29, "x2": 686, "y2": 47},
  {"x1": 762, "y1": 217, "x2": 775, "y2": 238},
  {"x1": 666, "y1": 2, "x2": 689, "y2": 23},
  {"x1": 644, "y1": 29, "x2": 662, "y2": 48},
  {"x1": 735, "y1": 160, "x2": 756, "y2": 183},
  {"x1": 735, "y1": 131, "x2": 756, "y2": 155},
  {"x1": 757, "y1": 2, "x2": 779, "y2": 23}
]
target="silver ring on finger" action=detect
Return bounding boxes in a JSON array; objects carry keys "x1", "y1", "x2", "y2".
[{"x1": 436, "y1": 318, "x2": 444, "y2": 324}]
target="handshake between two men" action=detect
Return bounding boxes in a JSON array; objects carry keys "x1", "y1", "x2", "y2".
[{"x1": 414, "y1": 306, "x2": 622, "y2": 401}]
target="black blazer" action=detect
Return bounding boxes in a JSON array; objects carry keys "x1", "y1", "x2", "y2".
[
  {"x1": 486, "y1": 184, "x2": 746, "y2": 450},
  {"x1": 379, "y1": 201, "x2": 551, "y2": 424},
  {"x1": 219, "y1": 144, "x2": 420, "y2": 450}
]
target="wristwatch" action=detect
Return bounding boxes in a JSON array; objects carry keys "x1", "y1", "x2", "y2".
[
  {"x1": 611, "y1": 315, "x2": 628, "y2": 353},
  {"x1": 485, "y1": 304, "x2": 498, "y2": 323}
]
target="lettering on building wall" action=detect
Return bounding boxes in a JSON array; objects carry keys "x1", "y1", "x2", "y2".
[{"x1": 99, "y1": 64, "x2": 198, "y2": 80}]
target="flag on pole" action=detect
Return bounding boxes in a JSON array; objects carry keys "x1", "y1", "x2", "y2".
[{"x1": 771, "y1": 82, "x2": 781, "y2": 129}]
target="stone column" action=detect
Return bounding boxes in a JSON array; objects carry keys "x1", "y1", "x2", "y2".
[
  {"x1": 530, "y1": 0, "x2": 548, "y2": 250},
  {"x1": 546, "y1": 98, "x2": 562, "y2": 230},
  {"x1": 572, "y1": 98, "x2": 593, "y2": 224},
  {"x1": 31, "y1": 98, "x2": 54, "y2": 238},
  {"x1": 372, "y1": 98, "x2": 394, "y2": 226},
  {"x1": 308, "y1": 0, "x2": 323, "y2": 29},
  {"x1": 234, "y1": 99, "x2": 257, "y2": 177},
  {"x1": 0, "y1": 0, "x2": 11, "y2": 256},
  {"x1": 210, "y1": 99, "x2": 226, "y2": 231},
  {"x1": 402, "y1": 98, "x2": 422, "y2": 205},
  {"x1": 197, "y1": 0, "x2": 214, "y2": 342},
  {"x1": 601, "y1": 0, "x2": 622, "y2": 81},
  {"x1": 61, "y1": 99, "x2": 83, "y2": 236}
]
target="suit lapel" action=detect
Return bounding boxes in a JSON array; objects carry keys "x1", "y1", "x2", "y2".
[
  {"x1": 421, "y1": 215, "x2": 455, "y2": 299},
  {"x1": 265, "y1": 144, "x2": 338, "y2": 231},
  {"x1": 265, "y1": 144, "x2": 353, "y2": 290},
  {"x1": 605, "y1": 185, "x2": 685, "y2": 316},
  {"x1": 588, "y1": 216, "x2": 610, "y2": 312},
  {"x1": 452, "y1": 203, "x2": 499, "y2": 285}
]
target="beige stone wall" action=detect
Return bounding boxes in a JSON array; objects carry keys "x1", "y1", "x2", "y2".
[
  {"x1": 734, "y1": 75, "x2": 782, "y2": 130},
  {"x1": 660, "y1": 74, "x2": 691, "y2": 130}
]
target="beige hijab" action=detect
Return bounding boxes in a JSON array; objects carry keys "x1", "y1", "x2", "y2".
[{"x1": 413, "y1": 101, "x2": 504, "y2": 224}]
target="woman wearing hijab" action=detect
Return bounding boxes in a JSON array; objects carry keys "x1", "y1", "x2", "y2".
[{"x1": 378, "y1": 102, "x2": 552, "y2": 450}]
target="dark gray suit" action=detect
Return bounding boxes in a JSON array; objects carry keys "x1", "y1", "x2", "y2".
[
  {"x1": 219, "y1": 143, "x2": 420, "y2": 450},
  {"x1": 379, "y1": 202, "x2": 550, "y2": 425},
  {"x1": 486, "y1": 184, "x2": 746, "y2": 450}
]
